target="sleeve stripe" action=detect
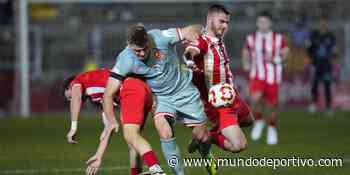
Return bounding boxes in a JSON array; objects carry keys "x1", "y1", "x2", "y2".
[
  {"x1": 110, "y1": 72, "x2": 125, "y2": 81},
  {"x1": 176, "y1": 28, "x2": 183, "y2": 41}
]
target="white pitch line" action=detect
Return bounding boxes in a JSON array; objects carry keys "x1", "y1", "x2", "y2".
[{"x1": 0, "y1": 166, "x2": 129, "y2": 174}]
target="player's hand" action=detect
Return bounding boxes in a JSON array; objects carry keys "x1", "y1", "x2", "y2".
[
  {"x1": 86, "y1": 155, "x2": 102, "y2": 175},
  {"x1": 66, "y1": 129, "x2": 78, "y2": 144},
  {"x1": 181, "y1": 25, "x2": 203, "y2": 43},
  {"x1": 186, "y1": 61, "x2": 201, "y2": 72}
]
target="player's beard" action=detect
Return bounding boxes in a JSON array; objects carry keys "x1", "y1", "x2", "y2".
[{"x1": 211, "y1": 21, "x2": 225, "y2": 38}]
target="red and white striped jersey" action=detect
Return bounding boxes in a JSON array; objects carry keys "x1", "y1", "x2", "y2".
[
  {"x1": 70, "y1": 69, "x2": 111, "y2": 103},
  {"x1": 187, "y1": 34, "x2": 234, "y2": 99},
  {"x1": 244, "y1": 31, "x2": 287, "y2": 84}
]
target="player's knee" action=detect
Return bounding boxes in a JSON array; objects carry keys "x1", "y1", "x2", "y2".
[
  {"x1": 154, "y1": 115, "x2": 174, "y2": 139},
  {"x1": 236, "y1": 138, "x2": 248, "y2": 151},
  {"x1": 192, "y1": 125, "x2": 209, "y2": 142},
  {"x1": 229, "y1": 139, "x2": 247, "y2": 153},
  {"x1": 155, "y1": 122, "x2": 173, "y2": 139},
  {"x1": 123, "y1": 130, "x2": 139, "y2": 145},
  {"x1": 158, "y1": 128, "x2": 173, "y2": 139}
]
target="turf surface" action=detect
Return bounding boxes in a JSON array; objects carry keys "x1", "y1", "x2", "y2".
[{"x1": 0, "y1": 111, "x2": 349, "y2": 175}]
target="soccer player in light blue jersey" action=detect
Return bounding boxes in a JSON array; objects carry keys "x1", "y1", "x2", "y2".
[{"x1": 100, "y1": 24, "x2": 210, "y2": 175}]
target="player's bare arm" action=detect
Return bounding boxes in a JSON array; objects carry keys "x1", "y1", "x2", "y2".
[
  {"x1": 85, "y1": 77, "x2": 122, "y2": 175},
  {"x1": 101, "y1": 77, "x2": 121, "y2": 139},
  {"x1": 281, "y1": 47, "x2": 289, "y2": 62},
  {"x1": 66, "y1": 84, "x2": 82, "y2": 144},
  {"x1": 241, "y1": 47, "x2": 251, "y2": 72},
  {"x1": 86, "y1": 126, "x2": 114, "y2": 175}
]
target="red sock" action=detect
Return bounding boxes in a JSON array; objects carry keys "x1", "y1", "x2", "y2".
[
  {"x1": 210, "y1": 132, "x2": 227, "y2": 151},
  {"x1": 142, "y1": 151, "x2": 159, "y2": 167},
  {"x1": 255, "y1": 111, "x2": 263, "y2": 121},
  {"x1": 268, "y1": 112, "x2": 277, "y2": 127},
  {"x1": 131, "y1": 167, "x2": 142, "y2": 175}
]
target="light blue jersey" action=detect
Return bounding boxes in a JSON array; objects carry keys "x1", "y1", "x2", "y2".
[
  {"x1": 112, "y1": 28, "x2": 206, "y2": 125},
  {"x1": 112, "y1": 28, "x2": 192, "y2": 96}
]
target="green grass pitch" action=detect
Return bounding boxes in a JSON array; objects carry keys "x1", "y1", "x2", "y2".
[{"x1": 0, "y1": 111, "x2": 349, "y2": 175}]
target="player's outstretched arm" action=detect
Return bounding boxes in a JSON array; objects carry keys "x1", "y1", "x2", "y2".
[
  {"x1": 66, "y1": 84, "x2": 82, "y2": 144},
  {"x1": 280, "y1": 47, "x2": 289, "y2": 62},
  {"x1": 86, "y1": 127, "x2": 114, "y2": 175}
]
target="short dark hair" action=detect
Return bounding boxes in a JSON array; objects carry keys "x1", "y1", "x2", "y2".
[
  {"x1": 208, "y1": 4, "x2": 231, "y2": 15},
  {"x1": 127, "y1": 24, "x2": 148, "y2": 47},
  {"x1": 258, "y1": 11, "x2": 273, "y2": 20},
  {"x1": 60, "y1": 75, "x2": 75, "y2": 100}
]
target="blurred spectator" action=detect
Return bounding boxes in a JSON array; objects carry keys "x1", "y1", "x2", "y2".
[
  {"x1": 0, "y1": 0, "x2": 13, "y2": 25},
  {"x1": 307, "y1": 16, "x2": 337, "y2": 114},
  {"x1": 290, "y1": 14, "x2": 310, "y2": 48},
  {"x1": 287, "y1": 13, "x2": 311, "y2": 75}
]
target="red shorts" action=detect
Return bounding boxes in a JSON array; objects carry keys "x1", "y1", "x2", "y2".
[
  {"x1": 249, "y1": 79, "x2": 279, "y2": 106},
  {"x1": 205, "y1": 94, "x2": 251, "y2": 133},
  {"x1": 119, "y1": 78, "x2": 153, "y2": 126}
]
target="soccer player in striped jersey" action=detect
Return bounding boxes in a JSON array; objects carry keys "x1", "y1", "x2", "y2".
[
  {"x1": 61, "y1": 69, "x2": 165, "y2": 175},
  {"x1": 242, "y1": 11, "x2": 289, "y2": 145},
  {"x1": 184, "y1": 4, "x2": 254, "y2": 174}
]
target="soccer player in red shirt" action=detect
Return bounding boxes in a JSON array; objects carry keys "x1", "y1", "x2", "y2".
[
  {"x1": 184, "y1": 4, "x2": 254, "y2": 172},
  {"x1": 61, "y1": 69, "x2": 165, "y2": 175},
  {"x1": 242, "y1": 11, "x2": 289, "y2": 145}
]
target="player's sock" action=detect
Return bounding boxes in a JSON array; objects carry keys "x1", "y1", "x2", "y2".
[
  {"x1": 268, "y1": 112, "x2": 277, "y2": 127},
  {"x1": 209, "y1": 132, "x2": 227, "y2": 151},
  {"x1": 160, "y1": 137, "x2": 184, "y2": 175},
  {"x1": 254, "y1": 111, "x2": 263, "y2": 121},
  {"x1": 142, "y1": 151, "x2": 159, "y2": 167},
  {"x1": 130, "y1": 167, "x2": 142, "y2": 175}
]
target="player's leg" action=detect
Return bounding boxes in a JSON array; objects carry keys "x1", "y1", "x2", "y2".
[
  {"x1": 120, "y1": 78, "x2": 165, "y2": 174},
  {"x1": 221, "y1": 126, "x2": 247, "y2": 152},
  {"x1": 310, "y1": 72, "x2": 321, "y2": 113},
  {"x1": 175, "y1": 85, "x2": 209, "y2": 142},
  {"x1": 249, "y1": 79, "x2": 266, "y2": 140},
  {"x1": 236, "y1": 95, "x2": 254, "y2": 128},
  {"x1": 128, "y1": 144, "x2": 143, "y2": 175},
  {"x1": 174, "y1": 86, "x2": 216, "y2": 175},
  {"x1": 265, "y1": 84, "x2": 279, "y2": 145},
  {"x1": 123, "y1": 124, "x2": 164, "y2": 174},
  {"x1": 216, "y1": 106, "x2": 248, "y2": 152},
  {"x1": 323, "y1": 71, "x2": 333, "y2": 114},
  {"x1": 153, "y1": 113, "x2": 184, "y2": 175},
  {"x1": 204, "y1": 95, "x2": 253, "y2": 152}
]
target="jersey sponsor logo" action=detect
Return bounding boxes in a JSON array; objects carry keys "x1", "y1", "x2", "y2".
[{"x1": 152, "y1": 48, "x2": 165, "y2": 60}]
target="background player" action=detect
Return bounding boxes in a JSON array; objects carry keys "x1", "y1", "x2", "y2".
[
  {"x1": 102, "y1": 24, "x2": 209, "y2": 175},
  {"x1": 242, "y1": 11, "x2": 289, "y2": 145},
  {"x1": 184, "y1": 4, "x2": 254, "y2": 163},
  {"x1": 307, "y1": 16, "x2": 337, "y2": 115},
  {"x1": 61, "y1": 69, "x2": 165, "y2": 175}
]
